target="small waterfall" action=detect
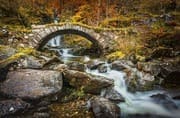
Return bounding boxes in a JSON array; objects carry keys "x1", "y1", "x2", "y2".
[
  {"x1": 45, "y1": 35, "x2": 179, "y2": 117},
  {"x1": 85, "y1": 62, "x2": 173, "y2": 117},
  {"x1": 58, "y1": 48, "x2": 74, "y2": 57},
  {"x1": 47, "y1": 35, "x2": 61, "y2": 47}
]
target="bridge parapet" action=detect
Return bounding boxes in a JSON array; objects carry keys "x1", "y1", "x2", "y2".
[{"x1": 29, "y1": 23, "x2": 125, "y2": 54}]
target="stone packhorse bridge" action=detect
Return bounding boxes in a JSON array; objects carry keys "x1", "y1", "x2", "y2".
[{"x1": 29, "y1": 23, "x2": 129, "y2": 54}]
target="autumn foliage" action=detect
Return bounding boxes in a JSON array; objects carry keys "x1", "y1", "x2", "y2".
[{"x1": 0, "y1": 0, "x2": 178, "y2": 27}]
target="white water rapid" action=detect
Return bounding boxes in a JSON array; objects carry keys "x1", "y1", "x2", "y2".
[{"x1": 46, "y1": 35, "x2": 179, "y2": 118}]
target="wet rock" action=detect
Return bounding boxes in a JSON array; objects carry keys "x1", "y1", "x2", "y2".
[
  {"x1": 98, "y1": 64, "x2": 108, "y2": 73},
  {"x1": 111, "y1": 61, "x2": 126, "y2": 71},
  {"x1": 86, "y1": 60, "x2": 105, "y2": 70},
  {"x1": 0, "y1": 69, "x2": 63, "y2": 100},
  {"x1": 0, "y1": 98, "x2": 30, "y2": 117},
  {"x1": 63, "y1": 70, "x2": 113, "y2": 94},
  {"x1": 167, "y1": 89, "x2": 180, "y2": 99},
  {"x1": 159, "y1": 64, "x2": 180, "y2": 87},
  {"x1": 137, "y1": 61, "x2": 161, "y2": 76},
  {"x1": 88, "y1": 96, "x2": 121, "y2": 118},
  {"x1": 125, "y1": 69, "x2": 156, "y2": 92},
  {"x1": 101, "y1": 88, "x2": 125, "y2": 103},
  {"x1": 111, "y1": 60, "x2": 135, "y2": 71},
  {"x1": 67, "y1": 62, "x2": 85, "y2": 72},
  {"x1": 151, "y1": 93, "x2": 178, "y2": 110}
]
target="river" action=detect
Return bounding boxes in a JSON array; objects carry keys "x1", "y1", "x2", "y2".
[{"x1": 46, "y1": 35, "x2": 180, "y2": 118}]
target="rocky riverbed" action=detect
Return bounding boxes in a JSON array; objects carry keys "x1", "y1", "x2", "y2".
[{"x1": 0, "y1": 26, "x2": 180, "y2": 118}]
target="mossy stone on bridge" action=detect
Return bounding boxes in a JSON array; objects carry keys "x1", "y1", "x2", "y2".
[{"x1": 30, "y1": 23, "x2": 122, "y2": 55}]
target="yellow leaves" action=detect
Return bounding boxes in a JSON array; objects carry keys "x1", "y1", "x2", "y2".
[
  {"x1": 136, "y1": 55, "x2": 146, "y2": 62},
  {"x1": 100, "y1": 16, "x2": 138, "y2": 28},
  {"x1": 106, "y1": 51, "x2": 125, "y2": 61}
]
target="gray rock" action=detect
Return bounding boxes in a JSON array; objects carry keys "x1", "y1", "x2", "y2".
[
  {"x1": 137, "y1": 62, "x2": 161, "y2": 76},
  {"x1": 125, "y1": 68, "x2": 156, "y2": 92},
  {"x1": 111, "y1": 60, "x2": 135, "y2": 71},
  {"x1": 0, "y1": 69, "x2": 63, "y2": 100},
  {"x1": 88, "y1": 96, "x2": 121, "y2": 118},
  {"x1": 0, "y1": 98, "x2": 30, "y2": 117},
  {"x1": 86, "y1": 60, "x2": 105, "y2": 70},
  {"x1": 20, "y1": 55, "x2": 63, "y2": 69},
  {"x1": 111, "y1": 61, "x2": 126, "y2": 71},
  {"x1": 167, "y1": 89, "x2": 180, "y2": 99},
  {"x1": 98, "y1": 64, "x2": 108, "y2": 73},
  {"x1": 150, "y1": 93, "x2": 178, "y2": 110},
  {"x1": 53, "y1": 64, "x2": 68, "y2": 72},
  {"x1": 159, "y1": 64, "x2": 180, "y2": 86},
  {"x1": 101, "y1": 88, "x2": 125, "y2": 102},
  {"x1": 67, "y1": 62, "x2": 85, "y2": 72},
  {"x1": 20, "y1": 56, "x2": 44, "y2": 69},
  {"x1": 63, "y1": 70, "x2": 113, "y2": 94}
]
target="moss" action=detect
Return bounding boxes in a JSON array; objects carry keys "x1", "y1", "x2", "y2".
[
  {"x1": 136, "y1": 55, "x2": 146, "y2": 62},
  {"x1": 106, "y1": 51, "x2": 125, "y2": 62},
  {"x1": 100, "y1": 16, "x2": 134, "y2": 28},
  {"x1": 0, "y1": 47, "x2": 36, "y2": 68},
  {"x1": 63, "y1": 35, "x2": 92, "y2": 48},
  {"x1": 47, "y1": 22, "x2": 133, "y2": 32}
]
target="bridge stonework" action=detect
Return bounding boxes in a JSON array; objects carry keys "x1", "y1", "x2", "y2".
[{"x1": 29, "y1": 23, "x2": 122, "y2": 54}]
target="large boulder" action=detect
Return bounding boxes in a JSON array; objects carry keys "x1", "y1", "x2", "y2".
[
  {"x1": 63, "y1": 70, "x2": 113, "y2": 94},
  {"x1": 0, "y1": 99, "x2": 30, "y2": 117},
  {"x1": 0, "y1": 69, "x2": 63, "y2": 100},
  {"x1": 88, "y1": 96, "x2": 121, "y2": 118}
]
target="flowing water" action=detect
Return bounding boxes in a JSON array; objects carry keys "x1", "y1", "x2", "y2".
[{"x1": 47, "y1": 36, "x2": 180, "y2": 118}]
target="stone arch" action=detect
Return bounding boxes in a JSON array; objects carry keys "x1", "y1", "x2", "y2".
[
  {"x1": 37, "y1": 29, "x2": 98, "y2": 49},
  {"x1": 33, "y1": 25, "x2": 103, "y2": 55}
]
